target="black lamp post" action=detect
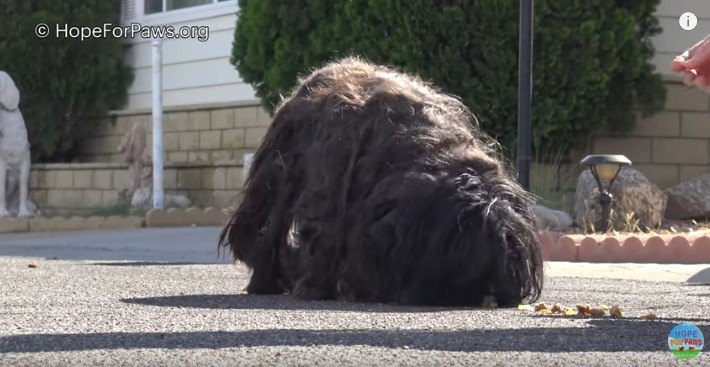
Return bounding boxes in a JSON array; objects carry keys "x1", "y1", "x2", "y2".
[
  {"x1": 580, "y1": 154, "x2": 632, "y2": 233},
  {"x1": 517, "y1": 0, "x2": 534, "y2": 191}
]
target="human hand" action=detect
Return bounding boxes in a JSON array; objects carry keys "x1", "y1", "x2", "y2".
[{"x1": 672, "y1": 35, "x2": 710, "y2": 92}]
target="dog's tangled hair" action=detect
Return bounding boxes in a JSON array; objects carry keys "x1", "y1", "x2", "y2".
[{"x1": 220, "y1": 58, "x2": 543, "y2": 306}]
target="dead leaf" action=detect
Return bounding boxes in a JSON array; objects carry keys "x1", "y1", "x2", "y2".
[{"x1": 640, "y1": 313, "x2": 657, "y2": 320}]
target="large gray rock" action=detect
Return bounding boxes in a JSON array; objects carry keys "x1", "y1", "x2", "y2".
[
  {"x1": 664, "y1": 173, "x2": 710, "y2": 219},
  {"x1": 574, "y1": 167, "x2": 666, "y2": 231},
  {"x1": 534, "y1": 204, "x2": 573, "y2": 232}
]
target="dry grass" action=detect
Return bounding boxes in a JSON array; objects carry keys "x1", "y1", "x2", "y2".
[{"x1": 576, "y1": 215, "x2": 710, "y2": 236}]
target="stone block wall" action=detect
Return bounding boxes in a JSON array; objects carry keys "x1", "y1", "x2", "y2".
[
  {"x1": 591, "y1": 82, "x2": 710, "y2": 189},
  {"x1": 32, "y1": 82, "x2": 709, "y2": 216},
  {"x1": 79, "y1": 101, "x2": 271, "y2": 164},
  {"x1": 30, "y1": 161, "x2": 245, "y2": 215}
]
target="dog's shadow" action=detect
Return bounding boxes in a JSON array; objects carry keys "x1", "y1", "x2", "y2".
[
  {"x1": 121, "y1": 293, "x2": 461, "y2": 313},
  {"x1": 2, "y1": 319, "x2": 708, "y2": 353}
]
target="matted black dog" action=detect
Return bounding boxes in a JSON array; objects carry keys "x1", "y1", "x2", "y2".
[{"x1": 219, "y1": 58, "x2": 543, "y2": 306}]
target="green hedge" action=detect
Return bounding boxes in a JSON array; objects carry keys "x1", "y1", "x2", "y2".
[
  {"x1": 0, "y1": 0, "x2": 132, "y2": 162},
  {"x1": 231, "y1": 0, "x2": 666, "y2": 156}
]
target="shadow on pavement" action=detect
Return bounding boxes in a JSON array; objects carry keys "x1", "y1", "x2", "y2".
[
  {"x1": 687, "y1": 267, "x2": 710, "y2": 284},
  {"x1": 121, "y1": 294, "x2": 452, "y2": 313},
  {"x1": 1, "y1": 319, "x2": 708, "y2": 353}
]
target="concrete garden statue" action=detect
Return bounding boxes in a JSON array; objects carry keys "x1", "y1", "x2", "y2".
[{"x1": 0, "y1": 71, "x2": 35, "y2": 218}]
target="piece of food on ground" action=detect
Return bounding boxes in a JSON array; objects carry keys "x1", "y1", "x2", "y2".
[{"x1": 610, "y1": 305, "x2": 622, "y2": 317}]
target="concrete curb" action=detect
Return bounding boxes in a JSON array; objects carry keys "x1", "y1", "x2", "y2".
[
  {"x1": 0, "y1": 206, "x2": 230, "y2": 234},
  {"x1": 540, "y1": 230, "x2": 710, "y2": 264},
  {"x1": 28, "y1": 216, "x2": 145, "y2": 232},
  {"x1": 0, "y1": 216, "x2": 144, "y2": 234},
  {"x1": 0, "y1": 218, "x2": 30, "y2": 233}
]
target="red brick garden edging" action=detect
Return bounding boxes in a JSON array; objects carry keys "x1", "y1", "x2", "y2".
[{"x1": 539, "y1": 231, "x2": 710, "y2": 264}]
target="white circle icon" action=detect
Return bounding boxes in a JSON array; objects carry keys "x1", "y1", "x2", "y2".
[{"x1": 679, "y1": 12, "x2": 697, "y2": 31}]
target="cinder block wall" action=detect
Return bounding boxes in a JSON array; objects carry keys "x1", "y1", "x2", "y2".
[
  {"x1": 591, "y1": 82, "x2": 710, "y2": 189},
  {"x1": 79, "y1": 101, "x2": 271, "y2": 164},
  {"x1": 49, "y1": 82, "x2": 708, "y2": 215},
  {"x1": 30, "y1": 161, "x2": 245, "y2": 215}
]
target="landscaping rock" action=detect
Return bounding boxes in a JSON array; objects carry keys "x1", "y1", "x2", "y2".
[
  {"x1": 534, "y1": 205, "x2": 573, "y2": 231},
  {"x1": 574, "y1": 167, "x2": 666, "y2": 231},
  {"x1": 130, "y1": 187, "x2": 192, "y2": 210},
  {"x1": 664, "y1": 173, "x2": 710, "y2": 219}
]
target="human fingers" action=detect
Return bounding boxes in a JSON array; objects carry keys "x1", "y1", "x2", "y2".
[
  {"x1": 681, "y1": 38, "x2": 710, "y2": 70},
  {"x1": 672, "y1": 56, "x2": 687, "y2": 72},
  {"x1": 683, "y1": 70, "x2": 697, "y2": 86}
]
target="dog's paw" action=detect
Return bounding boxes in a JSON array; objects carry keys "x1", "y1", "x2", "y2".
[
  {"x1": 0, "y1": 207, "x2": 10, "y2": 218},
  {"x1": 480, "y1": 295, "x2": 499, "y2": 308},
  {"x1": 293, "y1": 280, "x2": 331, "y2": 300},
  {"x1": 245, "y1": 280, "x2": 283, "y2": 295}
]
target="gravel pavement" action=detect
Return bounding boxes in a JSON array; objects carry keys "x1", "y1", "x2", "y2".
[{"x1": 0, "y1": 228, "x2": 708, "y2": 366}]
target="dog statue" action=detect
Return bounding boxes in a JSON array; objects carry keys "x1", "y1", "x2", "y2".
[
  {"x1": 219, "y1": 58, "x2": 543, "y2": 306},
  {"x1": 0, "y1": 71, "x2": 34, "y2": 218}
]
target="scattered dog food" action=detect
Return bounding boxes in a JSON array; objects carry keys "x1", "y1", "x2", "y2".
[
  {"x1": 518, "y1": 304, "x2": 534, "y2": 312},
  {"x1": 518, "y1": 302, "x2": 633, "y2": 319},
  {"x1": 610, "y1": 305, "x2": 622, "y2": 317},
  {"x1": 576, "y1": 304, "x2": 592, "y2": 315},
  {"x1": 550, "y1": 303, "x2": 565, "y2": 313}
]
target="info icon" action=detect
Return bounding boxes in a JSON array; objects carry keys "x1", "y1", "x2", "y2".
[
  {"x1": 679, "y1": 12, "x2": 698, "y2": 31},
  {"x1": 668, "y1": 322, "x2": 704, "y2": 360}
]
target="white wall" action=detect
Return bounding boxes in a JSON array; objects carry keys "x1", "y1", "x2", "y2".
[
  {"x1": 652, "y1": 0, "x2": 710, "y2": 78},
  {"x1": 121, "y1": 1, "x2": 257, "y2": 111}
]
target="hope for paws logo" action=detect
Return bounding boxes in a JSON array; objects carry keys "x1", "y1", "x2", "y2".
[{"x1": 668, "y1": 323, "x2": 704, "y2": 360}]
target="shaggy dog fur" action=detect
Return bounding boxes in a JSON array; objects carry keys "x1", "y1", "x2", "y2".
[{"x1": 219, "y1": 58, "x2": 543, "y2": 306}]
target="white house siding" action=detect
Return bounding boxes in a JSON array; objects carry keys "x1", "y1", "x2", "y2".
[
  {"x1": 652, "y1": 0, "x2": 710, "y2": 79},
  {"x1": 120, "y1": 1, "x2": 256, "y2": 111}
]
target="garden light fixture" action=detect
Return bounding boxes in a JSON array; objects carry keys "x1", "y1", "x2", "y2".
[{"x1": 580, "y1": 154, "x2": 632, "y2": 233}]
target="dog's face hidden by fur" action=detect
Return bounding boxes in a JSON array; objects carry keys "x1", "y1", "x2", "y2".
[{"x1": 220, "y1": 58, "x2": 543, "y2": 307}]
